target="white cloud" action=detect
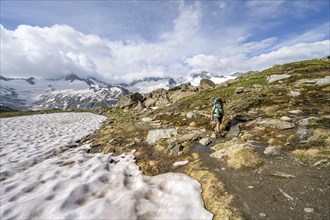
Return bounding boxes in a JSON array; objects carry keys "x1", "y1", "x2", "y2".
[
  {"x1": 0, "y1": 3, "x2": 203, "y2": 83},
  {"x1": 1, "y1": 2, "x2": 329, "y2": 83},
  {"x1": 185, "y1": 40, "x2": 329, "y2": 74}
]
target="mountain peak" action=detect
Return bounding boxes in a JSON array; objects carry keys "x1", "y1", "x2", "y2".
[{"x1": 65, "y1": 73, "x2": 81, "y2": 82}]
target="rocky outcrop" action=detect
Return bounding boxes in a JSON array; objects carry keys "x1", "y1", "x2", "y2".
[
  {"x1": 117, "y1": 92, "x2": 144, "y2": 109},
  {"x1": 267, "y1": 74, "x2": 292, "y2": 83},
  {"x1": 316, "y1": 76, "x2": 330, "y2": 86},
  {"x1": 199, "y1": 79, "x2": 216, "y2": 91}
]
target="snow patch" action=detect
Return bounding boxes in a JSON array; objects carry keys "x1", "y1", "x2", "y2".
[{"x1": 0, "y1": 113, "x2": 212, "y2": 219}]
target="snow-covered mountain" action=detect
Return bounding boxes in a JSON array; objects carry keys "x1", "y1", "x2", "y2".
[
  {"x1": 120, "y1": 72, "x2": 234, "y2": 93},
  {"x1": 0, "y1": 71, "x2": 235, "y2": 111},
  {"x1": 187, "y1": 71, "x2": 235, "y2": 86},
  {"x1": 118, "y1": 77, "x2": 178, "y2": 93},
  {"x1": 0, "y1": 74, "x2": 129, "y2": 111}
]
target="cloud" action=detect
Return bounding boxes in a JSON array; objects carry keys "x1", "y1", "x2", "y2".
[
  {"x1": 1, "y1": 1, "x2": 329, "y2": 83},
  {"x1": 0, "y1": 3, "x2": 202, "y2": 83},
  {"x1": 185, "y1": 40, "x2": 329, "y2": 74}
]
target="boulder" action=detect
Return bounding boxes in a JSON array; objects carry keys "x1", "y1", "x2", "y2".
[
  {"x1": 263, "y1": 146, "x2": 282, "y2": 156},
  {"x1": 290, "y1": 91, "x2": 301, "y2": 97},
  {"x1": 199, "y1": 79, "x2": 216, "y2": 91},
  {"x1": 144, "y1": 98, "x2": 156, "y2": 108},
  {"x1": 252, "y1": 84, "x2": 263, "y2": 89},
  {"x1": 316, "y1": 76, "x2": 330, "y2": 86},
  {"x1": 199, "y1": 138, "x2": 212, "y2": 146},
  {"x1": 186, "y1": 111, "x2": 199, "y2": 119},
  {"x1": 226, "y1": 124, "x2": 241, "y2": 138},
  {"x1": 280, "y1": 116, "x2": 292, "y2": 122},
  {"x1": 297, "y1": 117, "x2": 319, "y2": 126},
  {"x1": 235, "y1": 87, "x2": 244, "y2": 93},
  {"x1": 256, "y1": 118, "x2": 295, "y2": 130},
  {"x1": 168, "y1": 144, "x2": 184, "y2": 154},
  {"x1": 288, "y1": 110, "x2": 303, "y2": 115},
  {"x1": 117, "y1": 93, "x2": 144, "y2": 109},
  {"x1": 169, "y1": 131, "x2": 202, "y2": 144},
  {"x1": 211, "y1": 143, "x2": 246, "y2": 159},
  {"x1": 135, "y1": 101, "x2": 145, "y2": 111},
  {"x1": 146, "y1": 129, "x2": 178, "y2": 145},
  {"x1": 267, "y1": 74, "x2": 291, "y2": 83},
  {"x1": 297, "y1": 128, "x2": 310, "y2": 141}
]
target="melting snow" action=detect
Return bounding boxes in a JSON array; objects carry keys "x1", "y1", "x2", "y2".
[{"x1": 0, "y1": 113, "x2": 212, "y2": 219}]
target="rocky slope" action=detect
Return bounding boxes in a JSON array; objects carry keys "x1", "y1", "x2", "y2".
[{"x1": 24, "y1": 58, "x2": 330, "y2": 219}]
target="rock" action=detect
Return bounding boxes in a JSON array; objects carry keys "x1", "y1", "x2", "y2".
[
  {"x1": 211, "y1": 143, "x2": 246, "y2": 159},
  {"x1": 297, "y1": 128, "x2": 310, "y2": 141},
  {"x1": 199, "y1": 79, "x2": 216, "y2": 91},
  {"x1": 290, "y1": 91, "x2": 301, "y2": 97},
  {"x1": 316, "y1": 76, "x2": 330, "y2": 86},
  {"x1": 210, "y1": 132, "x2": 217, "y2": 139},
  {"x1": 186, "y1": 111, "x2": 199, "y2": 119},
  {"x1": 259, "y1": 213, "x2": 267, "y2": 218},
  {"x1": 288, "y1": 110, "x2": 303, "y2": 114},
  {"x1": 256, "y1": 118, "x2": 295, "y2": 130},
  {"x1": 173, "y1": 160, "x2": 189, "y2": 167},
  {"x1": 264, "y1": 146, "x2": 282, "y2": 156},
  {"x1": 271, "y1": 171, "x2": 296, "y2": 179},
  {"x1": 280, "y1": 116, "x2": 292, "y2": 122},
  {"x1": 267, "y1": 74, "x2": 292, "y2": 83},
  {"x1": 252, "y1": 84, "x2": 263, "y2": 89},
  {"x1": 170, "y1": 131, "x2": 202, "y2": 144},
  {"x1": 235, "y1": 87, "x2": 244, "y2": 93},
  {"x1": 189, "y1": 122, "x2": 197, "y2": 127},
  {"x1": 141, "y1": 117, "x2": 153, "y2": 122},
  {"x1": 117, "y1": 92, "x2": 144, "y2": 109},
  {"x1": 146, "y1": 129, "x2": 178, "y2": 145},
  {"x1": 297, "y1": 117, "x2": 319, "y2": 126},
  {"x1": 226, "y1": 124, "x2": 241, "y2": 138},
  {"x1": 168, "y1": 144, "x2": 184, "y2": 154},
  {"x1": 135, "y1": 101, "x2": 146, "y2": 111},
  {"x1": 312, "y1": 159, "x2": 328, "y2": 166},
  {"x1": 144, "y1": 98, "x2": 156, "y2": 108},
  {"x1": 304, "y1": 208, "x2": 314, "y2": 213},
  {"x1": 199, "y1": 138, "x2": 212, "y2": 146}
]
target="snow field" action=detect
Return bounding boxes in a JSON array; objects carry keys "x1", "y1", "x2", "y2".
[{"x1": 0, "y1": 113, "x2": 213, "y2": 219}]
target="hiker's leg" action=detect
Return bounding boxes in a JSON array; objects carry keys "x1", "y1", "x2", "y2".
[{"x1": 216, "y1": 122, "x2": 220, "y2": 132}]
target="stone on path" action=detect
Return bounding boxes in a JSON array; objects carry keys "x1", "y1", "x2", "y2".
[
  {"x1": 257, "y1": 118, "x2": 295, "y2": 130},
  {"x1": 199, "y1": 138, "x2": 212, "y2": 146},
  {"x1": 146, "y1": 129, "x2": 177, "y2": 145},
  {"x1": 264, "y1": 146, "x2": 282, "y2": 156}
]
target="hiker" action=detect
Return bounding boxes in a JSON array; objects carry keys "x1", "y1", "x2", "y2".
[{"x1": 211, "y1": 97, "x2": 224, "y2": 133}]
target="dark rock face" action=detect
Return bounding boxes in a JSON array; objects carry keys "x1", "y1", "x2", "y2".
[{"x1": 117, "y1": 93, "x2": 145, "y2": 109}]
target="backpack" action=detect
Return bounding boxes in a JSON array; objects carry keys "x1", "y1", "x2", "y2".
[{"x1": 213, "y1": 98, "x2": 223, "y2": 116}]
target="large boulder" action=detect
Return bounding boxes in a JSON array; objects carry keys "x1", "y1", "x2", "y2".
[
  {"x1": 146, "y1": 129, "x2": 178, "y2": 145},
  {"x1": 117, "y1": 93, "x2": 144, "y2": 109},
  {"x1": 199, "y1": 79, "x2": 216, "y2": 91},
  {"x1": 316, "y1": 76, "x2": 330, "y2": 86},
  {"x1": 267, "y1": 74, "x2": 291, "y2": 83},
  {"x1": 256, "y1": 118, "x2": 295, "y2": 130}
]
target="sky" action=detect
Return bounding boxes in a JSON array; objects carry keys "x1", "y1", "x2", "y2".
[{"x1": 0, "y1": 0, "x2": 329, "y2": 83}]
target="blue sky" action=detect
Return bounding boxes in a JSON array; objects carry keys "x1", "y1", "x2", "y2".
[{"x1": 1, "y1": 0, "x2": 329, "y2": 82}]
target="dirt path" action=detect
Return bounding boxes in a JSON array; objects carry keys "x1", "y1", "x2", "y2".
[{"x1": 193, "y1": 138, "x2": 330, "y2": 220}]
